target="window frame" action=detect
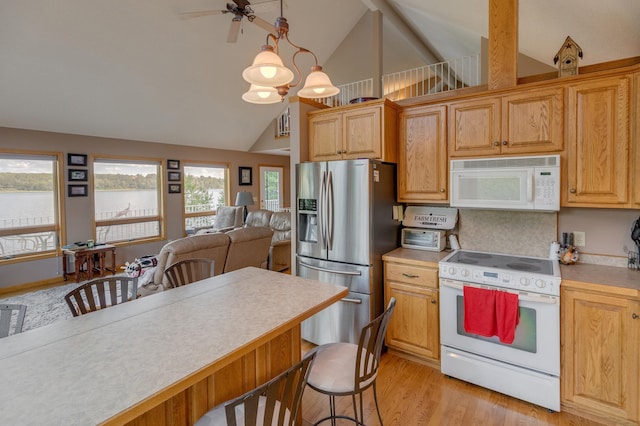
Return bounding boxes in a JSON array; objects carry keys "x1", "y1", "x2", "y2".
[
  {"x1": 0, "y1": 150, "x2": 64, "y2": 263},
  {"x1": 92, "y1": 155, "x2": 165, "y2": 245},
  {"x1": 182, "y1": 161, "x2": 230, "y2": 234}
]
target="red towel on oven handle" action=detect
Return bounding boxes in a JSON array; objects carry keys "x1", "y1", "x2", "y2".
[
  {"x1": 463, "y1": 286, "x2": 497, "y2": 337},
  {"x1": 495, "y1": 290, "x2": 520, "y2": 344}
]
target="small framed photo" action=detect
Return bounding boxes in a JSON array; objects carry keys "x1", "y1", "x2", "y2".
[
  {"x1": 67, "y1": 153, "x2": 88, "y2": 167},
  {"x1": 168, "y1": 171, "x2": 181, "y2": 182},
  {"x1": 68, "y1": 184, "x2": 88, "y2": 197},
  {"x1": 68, "y1": 169, "x2": 88, "y2": 182},
  {"x1": 168, "y1": 183, "x2": 181, "y2": 194},
  {"x1": 239, "y1": 167, "x2": 252, "y2": 186},
  {"x1": 167, "y1": 159, "x2": 180, "y2": 170}
]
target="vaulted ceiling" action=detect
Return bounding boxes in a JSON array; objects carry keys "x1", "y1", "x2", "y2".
[{"x1": 0, "y1": 0, "x2": 638, "y2": 153}]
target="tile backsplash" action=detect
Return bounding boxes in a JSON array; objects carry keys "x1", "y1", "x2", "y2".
[{"x1": 457, "y1": 209, "x2": 556, "y2": 258}]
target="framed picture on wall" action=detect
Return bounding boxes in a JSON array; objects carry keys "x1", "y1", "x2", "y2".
[
  {"x1": 168, "y1": 171, "x2": 181, "y2": 182},
  {"x1": 239, "y1": 167, "x2": 252, "y2": 186},
  {"x1": 68, "y1": 169, "x2": 88, "y2": 182},
  {"x1": 68, "y1": 184, "x2": 88, "y2": 197},
  {"x1": 67, "y1": 153, "x2": 87, "y2": 167},
  {"x1": 168, "y1": 183, "x2": 181, "y2": 194},
  {"x1": 167, "y1": 159, "x2": 180, "y2": 170}
]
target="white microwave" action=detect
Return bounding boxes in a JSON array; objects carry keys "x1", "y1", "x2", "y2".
[{"x1": 450, "y1": 155, "x2": 560, "y2": 211}]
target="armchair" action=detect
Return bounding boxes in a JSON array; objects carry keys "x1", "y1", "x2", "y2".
[{"x1": 269, "y1": 211, "x2": 291, "y2": 272}]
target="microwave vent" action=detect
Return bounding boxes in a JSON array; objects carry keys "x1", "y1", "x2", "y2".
[{"x1": 451, "y1": 155, "x2": 559, "y2": 171}]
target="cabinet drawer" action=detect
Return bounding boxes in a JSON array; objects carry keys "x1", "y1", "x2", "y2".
[{"x1": 385, "y1": 262, "x2": 438, "y2": 288}]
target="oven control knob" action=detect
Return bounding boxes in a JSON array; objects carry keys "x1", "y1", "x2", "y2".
[
  {"x1": 448, "y1": 266, "x2": 457, "y2": 276},
  {"x1": 519, "y1": 277, "x2": 530, "y2": 286},
  {"x1": 460, "y1": 268, "x2": 470, "y2": 278},
  {"x1": 535, "y1": 279, "x2": 546, "y2": 289}
]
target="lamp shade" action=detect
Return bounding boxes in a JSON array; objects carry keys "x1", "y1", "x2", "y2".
[
  {"x1": 235, "y1": 191, "x2": 254, "y2": 207},
  {"x1": 242, "y1": 45, "x2": 294, "y2": 87},
  {"x1": 242, "y1": 84, "x2": 282, "y2": 104},
  {"x1": 297, "y1": 65, "x2": 340, "y2": 99}
]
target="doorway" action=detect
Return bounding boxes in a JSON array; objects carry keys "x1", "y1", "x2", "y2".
[{"x1": 259, "y1": 166, "x2": 284, "y2": 211}]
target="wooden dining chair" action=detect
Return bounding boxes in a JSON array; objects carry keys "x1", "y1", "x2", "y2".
[
  {"x1": 0, "y1": 304, "x2": 27, "y2": 337},
  {"x1": 195, "y1": 351, "x2": 316, "y2": 426},
  {"x1": 306, "y1": 297, "x2": 396, "y2": 426},
  {"x1": 64, "y1": 276, "x2": 138, "y2": 317},
  {"x1": 163, "y1": 258, "x2": 215, "y2": 288}
]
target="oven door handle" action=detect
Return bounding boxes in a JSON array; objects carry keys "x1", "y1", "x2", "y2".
[{"x1": 440, "y1": 279, "x2": 559, "y2": 305}]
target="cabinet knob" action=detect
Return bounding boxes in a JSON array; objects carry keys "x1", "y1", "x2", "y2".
[
  {"x1": 569, "y1": 188, "x2": 576, "y2": 194},
  {"x1": 493, "y1": 141, "x2": 500, "y2": 146},
  {"x1": 336, "y1": 150, "x2": 342, "y2": 154},
  {"x1": 431, "y1": 299, "x2": 437, "y2": 304},
  {"x1": 440, "y1": 188, "x2": 445, "y2": 193},
  {"x1": 633, "y1": 313, "x2": 639, "y2": 319},
  {"x1": 502, "y1": 140, "x2": 508, "y2": 145}
]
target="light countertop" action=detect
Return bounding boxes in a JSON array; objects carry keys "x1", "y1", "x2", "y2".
[
  {"x1": 382, "y1": 247, "x2": 451, "y2": 267},
  {"x1": 0, "y1": 267, "x2": 347, "y2": 425}
]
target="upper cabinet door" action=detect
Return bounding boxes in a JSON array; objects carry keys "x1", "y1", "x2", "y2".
[
  {"x1": 309, "y1": 112, "x2": 342, "y2": 162},
  {"x1": 398, "y1": 105, "x2": 448, "y2": 202},
  {"x1": 633, "y1": 72, "x2": 640, "y2": 207},
  {"x1": 565, "y1": 75, "x2": 631, "y2": 207},
  {"x1": 448, "y1": 97, "x2": 501, "y2": 157},
  {"x1": 342, "y1": 106, "x2": 382, "y2": 160},
  {"x1": 501, "y1": 87, "x2": 564, "y2": 154}
]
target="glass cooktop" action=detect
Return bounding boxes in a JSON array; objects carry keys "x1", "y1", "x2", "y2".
[{"x1": 444, "y1": 250, "x2": 555, "y2": 276}]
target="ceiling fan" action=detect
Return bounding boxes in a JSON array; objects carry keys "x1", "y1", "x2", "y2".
[{"x1": 179, "y1": 0, "x2": 278, "y2": 43}]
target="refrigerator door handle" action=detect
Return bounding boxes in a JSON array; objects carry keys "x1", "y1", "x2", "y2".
[
  {"x1": 341, "y1": 297, "x2": 363, "y2": 304},
  {"x1": 298, "y1": 261, "x2": 362, "y2": 276},
  {"x1": 320, "y1": 170, "x2": 327, "y2": 250},
  {"x1": 327, "y1": 170, "x2": 334, "y2": 250}
]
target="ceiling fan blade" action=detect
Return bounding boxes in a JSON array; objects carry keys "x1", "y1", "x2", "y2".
[
  {"x1": 250, "y1": 15, "x2": 276, "y2": 36},
  {"x1": 227, "y1": 19, "x2": 241, "y2": 43},
  {"x1": 178, "y1": 10, "x2": 226, "y2": 20}
]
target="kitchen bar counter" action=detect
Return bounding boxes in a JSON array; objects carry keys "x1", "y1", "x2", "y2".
[{"x1": 0, "y1": 267, "x2": 348, "y2": 425}]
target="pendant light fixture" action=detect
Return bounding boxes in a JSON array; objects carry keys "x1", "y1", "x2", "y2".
[{"x1": 242, "y1": 0, "x2": 339, "y2": 104}]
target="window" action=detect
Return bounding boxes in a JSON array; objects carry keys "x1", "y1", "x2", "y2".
[
  {"x1": 183, "y1": 163, "x2": 229, "y2": 234},
  {"x1": 0, "y1": 152, "x2": 61, "y2": 259},
  {"x1": 259, "y1": 166, "x2": 284, "y2": 211},
  {"x1": 94, "y1": 158, "x2": 162, "y2": 243}
]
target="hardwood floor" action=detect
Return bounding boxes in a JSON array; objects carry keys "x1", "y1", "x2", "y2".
[{"x1": 301, "y1": 348, "x2": 605, "y2": 426}]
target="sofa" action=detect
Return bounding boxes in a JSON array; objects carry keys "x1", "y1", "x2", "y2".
[
  {"x1": 137, "y1": 226, "x2": 273, "y2": 297},
  {"x1": 195, "y1": 205, "x2": 244, "y2": 234},
  {"x1": 245, "y1": 209, "x2": 292, "y2": 272}
]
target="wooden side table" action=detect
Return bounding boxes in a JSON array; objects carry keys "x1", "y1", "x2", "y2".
[{"x1": 63, "y1": 244, "x2": 116, "y2": 282}]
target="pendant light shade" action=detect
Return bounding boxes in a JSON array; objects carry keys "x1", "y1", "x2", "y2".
[
  {"x1": 242, "y1": 45, "x2": 294, "y2": 87},
  {"x1": 242, "y1": 84, "x2": 282, "y2": 104},
  {"x1": 296, "y1": 65, "x2": 340, "y2": 99}
]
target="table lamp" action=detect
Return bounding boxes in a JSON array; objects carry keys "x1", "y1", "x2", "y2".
[{"x1": 235, "y1": 191, "x2": 254, "y2": 225}]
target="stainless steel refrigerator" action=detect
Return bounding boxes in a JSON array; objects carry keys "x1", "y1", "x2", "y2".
[{"x1": 296, "y1": 159, "x2": 399, "y2": 345}]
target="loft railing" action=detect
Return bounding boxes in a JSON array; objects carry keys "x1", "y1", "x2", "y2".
[
  {"x1": 276, "y1": 107, "x2": 290, "y2": 138},
  {"x1": 383, "y1": 54, "x2": 480, "y2": 101},
  {"x1": 276, "y1": 55, "x2": 481, "y2": 134}
]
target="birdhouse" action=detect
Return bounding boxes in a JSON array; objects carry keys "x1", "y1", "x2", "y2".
[{"x1": 553, "y1": 36, "x2": 583, "y2": 77}]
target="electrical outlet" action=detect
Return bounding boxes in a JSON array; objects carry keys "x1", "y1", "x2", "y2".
[{"x1": 573, "y1": 231, "x2": 586, "y2": 246}]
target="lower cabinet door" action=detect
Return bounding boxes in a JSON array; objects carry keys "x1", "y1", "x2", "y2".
[{"x1": 385, "y1": 281, "x2": 439, "y2": 361}]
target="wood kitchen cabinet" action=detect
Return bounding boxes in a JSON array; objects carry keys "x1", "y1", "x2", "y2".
[
  {"x1": 564, "y1": 75, "x2": 631, "y2": 207},
  {"x1": 633, "y1": 72, "x2": 640, "y2": 207},
  {"x1": 383, "y1": 254, "x2": 440, "y2": 367},
  {"x1": 308, "y1": 99, "x2": 398, "y2": 162},
  {"x1": 448, "y1": 87, "x2": 564, "y2": 157},
  {"x1": 398, "y1": 105, "x2": 448, "y2": 202},
  {"x1": 561, "y1": 282, "x2": 640, "y2": 424}
]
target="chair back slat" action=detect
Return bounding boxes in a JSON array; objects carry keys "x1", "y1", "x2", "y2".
[
  {"x1": 223, "y1": 352, "x2": 316, "y2": 426},
  {"x1": 355, "y1": 297, "x2": 396, "y2": 390},
  {"x1": 64, "y1": 277, "x2": 139, "y2": 317},
  {"x1": 164, "y1": 258, "x2": 214, "y2": 288},
  {"x1": 0, "y1": 304, "x2": 27, "y2": 337}
]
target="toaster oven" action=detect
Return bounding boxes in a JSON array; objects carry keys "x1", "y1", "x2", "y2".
[{"x1": 401, "y1": 228, "x2": 446, "y2": 252}]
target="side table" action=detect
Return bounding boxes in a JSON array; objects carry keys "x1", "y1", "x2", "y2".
[{"x1": 63, "y1": 244, "x2": 117, "y2": 282}]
